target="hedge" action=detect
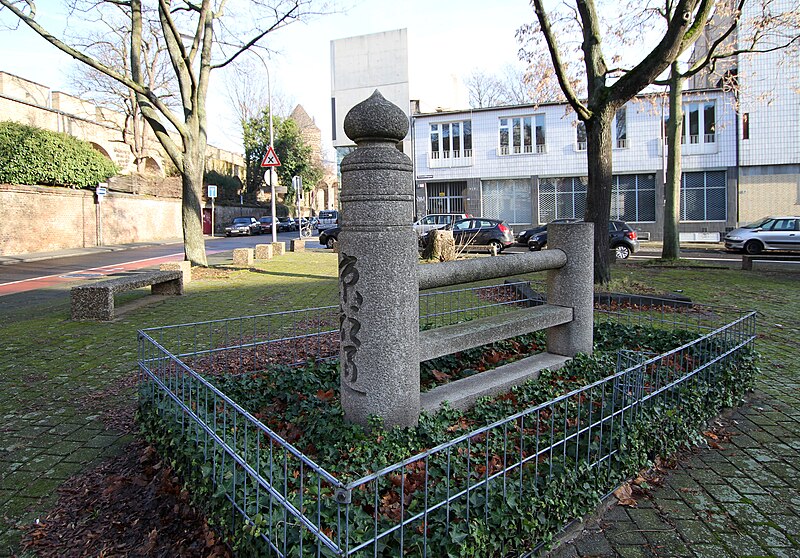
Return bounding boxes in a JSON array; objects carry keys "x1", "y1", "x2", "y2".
[{"x1": 0, "y1": 120, "x2": 118, "y2": 188}]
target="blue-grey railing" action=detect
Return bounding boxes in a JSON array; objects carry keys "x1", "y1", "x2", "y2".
[{"x1": 138, "y1": 288, "x2": 755, "y2": 556}]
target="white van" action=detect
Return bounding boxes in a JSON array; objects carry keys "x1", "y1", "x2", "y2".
[
  {"x1": 317, "y1": 209, "x2": 339, "y2": 232},
  {"x1": 413, "y1": 213, "x2": 470, "y2": 237}
]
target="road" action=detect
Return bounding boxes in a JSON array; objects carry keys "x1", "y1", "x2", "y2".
[
  {"x1": 0, "y1": 234, "x2": 744, "y2": 299},
  {"x1": 0, "y1": 231, "x2": 320, "y2": 297}
]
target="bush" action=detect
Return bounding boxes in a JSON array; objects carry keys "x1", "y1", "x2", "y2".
[{"x1": 0, "y1": 120, "x2": 118, "y2": 188}]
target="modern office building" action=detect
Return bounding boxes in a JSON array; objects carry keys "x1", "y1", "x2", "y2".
[{"x1": 412, "y1": 89, "x2": 739, "y2": 241}]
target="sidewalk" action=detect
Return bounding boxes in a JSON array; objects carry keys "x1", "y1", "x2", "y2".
[{"x1": 0, "y1": 238, "x2": 185, "y2": 266}]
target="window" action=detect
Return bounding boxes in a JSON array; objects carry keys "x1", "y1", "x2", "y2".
[
  {"x1": 499, "y1": 115, "x2": 545, "y2": 155},
  {"x1": 610, "y1": 174, "x2": 656, "y2": 222},
  {"x1": 680, "y1": 171, "x2": 727, "y2": 221},
  {"x1": 742, "y1": 113, "x2": 749, "y2": 140},
  {"x1": 576, "y1": 121, "x2": 587, "y2": 151},
  {"x1": 427, "y1": 182, "x2": 466, "y2": 214},
  {"x1": 615, "y1": 107, "x2": 627, "y2": 148},
  {"x1": 682, "y1": 101, "x2": 715, "y2": 144},
  {"x1": 430, "y1": 121, "x2": 472, "y2": 160},
  {"x1": 481, "y1": 179, "x2": 533, "y2": 225},
  {"x1": 538, "y1": 177, "x2": 587, "y2": 223}
]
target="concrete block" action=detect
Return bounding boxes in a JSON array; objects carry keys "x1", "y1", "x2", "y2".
[
  {"x1": 159, "y1": 261, "x2": 192, "y2": 284},
  {"x1": 291, "y1": 239, "x2": 306, "y2": 252},
  {"x1": 271, "y1": 242, "x2": 286, "y2": 256},
  {"x1": 232, "y1": 248, "x2": 254, "y2": 267},
  {"x1": 255, "y1": 244, "x2": 274, "y2": 260}
]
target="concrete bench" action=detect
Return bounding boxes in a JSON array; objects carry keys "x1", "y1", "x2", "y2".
[
  {"x1": 71, "y1": 270, "x2": 183, "y2": 321},
  {"x1": 742, "y1": 254, "x2": 800, "y2": 271}
]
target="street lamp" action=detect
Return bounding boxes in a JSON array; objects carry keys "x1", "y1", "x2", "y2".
[{"x1": 253, "y1": 50, "x2": 278, "y2": 243}]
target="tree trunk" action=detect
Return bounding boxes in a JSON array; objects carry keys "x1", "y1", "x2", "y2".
[
  {"x1": 584, "y1": 106, "x2": 615, "y2": 285},
  {"x1": 181, "y1": 144, "x2": 208, "y2": 266},
  {"x1": 662, "y1": 62, "x2": 683, "y2": 260}
]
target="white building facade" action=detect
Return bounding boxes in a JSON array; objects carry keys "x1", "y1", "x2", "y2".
[{"x1": 412, "y1": 89, "x2": 743, "y2": 240}]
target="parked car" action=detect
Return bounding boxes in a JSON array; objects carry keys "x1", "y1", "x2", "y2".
[
  {"x1": 413, "y1": 213, "x2": 471, "y2": 238},
  {"x1": 319, "y1": 226, "x2": 341, "y2": 248},
  {"x1": 317, "y1": 210, "x2": 339, "y2": 232},
  {"x1": 516, "y1": 218, "x2": 580, "y2": 246},
  {"x1": 258, "y1": 216, "x2": 274, "y2": 234},
  {"x1": 723, "y1": 216, "x2": 800, "y2": 254},
  {"x1": 427, "y1": 217, "x2": 514, "y2": 254},
  {"x1": 277, "y1": 217, "x2": 297, "y2": 232},
  {"x1": 225, "y1": 216, "x2": 261, "y2": 236},
  {"x1": 527, "y1": 219, "x2": 639, "y2": 259}
]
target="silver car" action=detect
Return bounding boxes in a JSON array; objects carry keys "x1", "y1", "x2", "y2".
[{"x1": 724, "y1": 216, "x2": 800, "y2": 254}]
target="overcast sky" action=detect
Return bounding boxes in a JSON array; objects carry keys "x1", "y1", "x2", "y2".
[{"x1": 0, "y1": 0, "x2": 534, "y2": 156}]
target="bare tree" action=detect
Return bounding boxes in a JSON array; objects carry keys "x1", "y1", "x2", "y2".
[
  {"x1": 520, "y1": 0, "x2": 715, "y2": 284},
  {"x1": 0, "y1": 0, "x2": 326, "y2": 266},
  {"x1": 465, "y1": 69, "x2": 509, "y2": 108},
  {"x1": 659, "y1": 0, "x2": 800, "y2": 260},
  {"x1": 68, "y1": 11, "x2": 176, "y2": 173}
]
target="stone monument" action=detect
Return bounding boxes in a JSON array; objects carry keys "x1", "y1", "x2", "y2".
[{"x1": 338, "y1": 91, "x2": 420, "y2": 428}]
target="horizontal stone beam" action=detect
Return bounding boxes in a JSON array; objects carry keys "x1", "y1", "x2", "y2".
[
  {"x1": 419, "y1": 304, "x2": 573, "y2": 362},
  {"x1": 417, "y1": 250, "x2": 567, "y2": 291}
]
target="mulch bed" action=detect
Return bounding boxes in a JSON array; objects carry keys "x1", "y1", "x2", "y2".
[{"x1": 21, "y1": 440, "x2": 231, "y2": 558}]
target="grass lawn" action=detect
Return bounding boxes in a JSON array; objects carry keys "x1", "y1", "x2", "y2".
[{"x1": 0, "y1": 250, "x2": 797, "y2": 556}]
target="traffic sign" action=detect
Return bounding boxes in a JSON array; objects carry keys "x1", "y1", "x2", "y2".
[
  {"x1": 260, "y1": 145, "x2": 281, "y2": 167},
  {"x1": 207, "y1": 185, "x2": 218, "y2": 198},
  {"x1": 96, "y1": 184, "x2": 107, "y2": 196}
]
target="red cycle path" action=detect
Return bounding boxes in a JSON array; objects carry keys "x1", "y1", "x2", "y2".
[{"x1": 0, "y1": 251, "x2": 192, "y2": 296}]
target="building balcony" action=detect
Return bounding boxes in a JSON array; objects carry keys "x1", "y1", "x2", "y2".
[{"x1": 429, "y1": 149, "x2": 473, "y2": 168}]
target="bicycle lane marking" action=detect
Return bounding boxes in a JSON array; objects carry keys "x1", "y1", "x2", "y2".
[{"x1": 0, "y1": 249, "x2": 227, "y2": 296}]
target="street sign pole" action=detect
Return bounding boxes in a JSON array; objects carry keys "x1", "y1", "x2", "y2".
[
  {"x1": 207, "y1": 185, "x2": 218, "y2": 237},
  {"x1": 260, "y1": 145, "x2": 282, "y2": 243}
]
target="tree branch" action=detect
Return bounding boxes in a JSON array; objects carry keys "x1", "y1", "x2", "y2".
[{"x1": 532, "y1": 0, "x2": 590, "y2": 120}]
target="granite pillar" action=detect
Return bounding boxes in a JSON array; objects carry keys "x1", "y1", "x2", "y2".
[
  {"x1": 338, "y1": 90, "x2": 420, "y2": 428},
  {"x1": 546, "y1": 222, "x2": 594, "y2": 356}
]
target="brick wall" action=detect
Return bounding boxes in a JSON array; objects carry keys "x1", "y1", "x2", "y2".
[{"x1": 0, "y1": 184, "x2": 183, "y2": 256}]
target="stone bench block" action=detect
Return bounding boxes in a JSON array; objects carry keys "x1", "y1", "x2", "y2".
[
  {"x1": 71, "y1": 270, "x2": 183, "y2": 321},
  {"x1": 255, "y1": 244, "x2": 274, "y2": 260},
  {"x1": 232, "y1": 248, "x2": 254, "y2": 267},
  {"x1": 291, "y1": 239, "x2": 306, "y2": 252},
  {"x1": 272, "y1": 242, "x2": 286, "y2": 256},
  {"x1": 159, "y1": 261, "x2": 192, "y2": 284}
]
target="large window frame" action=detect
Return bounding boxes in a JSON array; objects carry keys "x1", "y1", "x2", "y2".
[
  {"x1": 499, "y1": 115, "x2": 546, "y2": 155},
  {"x1": 427, "y1": 182, "x2": 467, "y2": 214},
  {"x1": 481, "y1": 179, "x2": 533, "y2": 226},
  {"x1": 429, "y1": 121, "x2": 473, "y2": 161},
  {"x1": 680, "y1": 170, "x2": 727, "y2": 222},
  {"x1": 574, "y1": 107, "x2": 627, "y2": 151}
]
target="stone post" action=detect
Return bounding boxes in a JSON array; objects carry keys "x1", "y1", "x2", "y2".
[
  {"x1": 338, "y1": 91, "x2": 420, "y2": 428},
  {"x1": 546, "y1": 222, "x2": 594, "y2": 356}
]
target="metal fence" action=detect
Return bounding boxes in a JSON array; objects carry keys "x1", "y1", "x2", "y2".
[{"x1": 138, "y1": 287, "x2": 756, "y2": 557}]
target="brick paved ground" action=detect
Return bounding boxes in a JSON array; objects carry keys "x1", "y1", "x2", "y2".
[{"x1": 548, "y1": 279, "x2": 800, "y2": 557}]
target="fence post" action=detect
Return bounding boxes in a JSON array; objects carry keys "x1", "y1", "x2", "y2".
[
  {"x1": 338, "y1": 90, "x2": 420, "y2": 428},
  {"x1": 546, "y1": 222, "x2": 594, "y2": 356}
]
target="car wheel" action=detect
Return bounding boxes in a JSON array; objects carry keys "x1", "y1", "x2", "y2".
[
  {"x1": 614, "y1": 244, "x2": 631, "y2": 259},
  {"x1": 326, "y1": 237, "x2": 336, "y2": 249},
  {"x1": 488, "y1": 240, "x2": 502, "y2": 256},
  {"x1": 528, "y1": 243, "x2": 541, "y2": 252},
  {"x1": 744, "y1": 240, "x2": 763, "y2": 255}
]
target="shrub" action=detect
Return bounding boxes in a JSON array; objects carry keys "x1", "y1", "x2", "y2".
[{"x1": 0, "y1": 120, "x2": 118, "y2": 188}]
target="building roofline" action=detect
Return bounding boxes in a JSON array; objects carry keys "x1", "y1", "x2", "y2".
[
  {"x1": 412, "y1": 87, "x2": 728, "y2": 118},
  {"x1": 0, "y1": 70, "x2": 52, "y2": 91}
]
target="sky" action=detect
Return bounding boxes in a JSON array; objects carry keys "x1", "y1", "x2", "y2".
[{"x1": 0, "y1": 0, "x2": 535, "y2": 157}]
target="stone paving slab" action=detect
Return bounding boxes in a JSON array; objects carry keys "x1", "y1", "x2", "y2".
[{"x1": 547, "y1": 384, "x2": 800, "y2": 558}]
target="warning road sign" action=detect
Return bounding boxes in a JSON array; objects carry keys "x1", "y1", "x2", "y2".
[{"x1": 260, "y1": 145, "x2": 281, "y2": 167}]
